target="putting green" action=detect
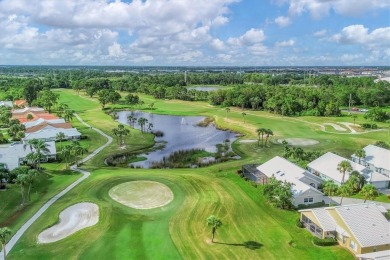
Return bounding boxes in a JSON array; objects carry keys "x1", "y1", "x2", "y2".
[{"x1": 109, "y1": 181, "x2": 174, "y2": 209}]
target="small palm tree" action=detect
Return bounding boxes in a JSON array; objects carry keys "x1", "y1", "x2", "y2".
[
  {"x1": 207, "y1": 215, "x2": 222, "y2": 243},
  {"x1": 360, "y1": 184, "x2": 378, "y2": 203},
  {"x1": 338, "y1": 184, "x2": 351, "y2": 205},
  {"x1": 256, "y1": 128, "x2": 266, "y2": 147},
  {"x1": 56, "y1": 132, "x2": 66, "y2": 149},
  {"x1": 354, "y1": 149, "x2": 366, "y2": 165},
  {"x1": 337, "y1": 160, "x2": 353, "y2": 184},
  {"x1": 64, "y1": 109, "x2": 75, "y2": 122},
  {"x1": 241, "y1": 112, "x2": 246, "y2": 124},
  {"x1": 0, "y1": 227, "x2": 12, "y2": 260},
  {"x1": 15, "y1": 174, "x2": 29, "y2": 205},
  {"x1": 264, "y1": 129, "x2": 273, "y2": 147},
  {"x1": 322, "y1": 180, "x2": 338, "y2": 206},
  {"x1": 225, "y1": 107, "x2": 230, "y2": 118}
]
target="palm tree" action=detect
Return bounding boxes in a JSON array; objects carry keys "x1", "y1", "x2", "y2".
[
  {"x1": 148, "y1": 102, "x2": 155, "y2": 110},
  {"x1": 360, "y1": 184, "x2": 378, "y2": 203},
  {"x1": 354, "y1": 149, "x2": 366, "y2": 165},
  {"x1": 338, "y1": 184, "x2": 351, "y2": 205},
  {"x1": 337, "y1": 160, "x2": 353, "y2": 184},
  {"x1": 25, "y1": 169, "x2": 38, "y2": 201},
  {"x1": 241, "y1": 112, "x2": 246, "y2": 124},
  {"x1": 0, "y1": 227, "x2": 11, "y2": 260},
  {"x1": 60, "y1": 145, "x2": 72, "y2": 169},
  {"x1": 147, "y1": 123, "x2": 153, "y2": 133},
  {"x1": 292, "y1": 147, "x2": 305, "y2": 161},
  {"x1": 25, "y1": 139, "x2": 50, "y2": 171},
  {"x1": 256, "y1": 128, "x2": 266, "y2": 147},
  {"x1": 207, "y1": 215, "x2": 222, "y2": 243},
  {"x1": 15, "y1": 174, "x2": 29, "y2": 205},
  {"x1": 69, "y1": 141, "x2": 88, "y2": 166},
  {"x1": 0, "y1": 168, "x2": 9, "y2": 190},
  {"x1": 138, "y1": 117, "x2": 148, "y2": 133},
  {"x1": 225, "y1": 107, "x2": 230, "y2": 118},
  {"x1": 264, "y1": 129, "x2": 273, "y2": 147},
  {"x1": 64, "y1": 109, "x2": 75, "y2": 122},
  {"x1": 322, "y1": 180, "x2": 338, "y2": 206},
  {"x1": 56, "y1": 132, "x2": 66, "y2": 149}
]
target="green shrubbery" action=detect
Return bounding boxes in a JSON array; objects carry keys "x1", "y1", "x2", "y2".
[{"x1": 312, "y1": 237, "x2": 338, "y2": 246}]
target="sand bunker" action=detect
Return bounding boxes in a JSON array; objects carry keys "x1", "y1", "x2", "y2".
[
  {"x1": 239, "y1": 139, "x2": 257, "y2": 143},
  {"x1": 109, "y1": 181, "x2": 174, "y2": 209},
  {"x1": 38, "y1": 202, "x2": 99, "y2": 243},
  {"x1": 323, "y1": 123, "x2": 347, "y2": 131},
  {"x1": 277, "y1": 138, "x2": 319, "y2": 146}
]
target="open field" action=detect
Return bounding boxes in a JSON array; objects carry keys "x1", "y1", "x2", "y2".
[{"x1": 8, "y1": 169, "x2": 353, "y2": 260}]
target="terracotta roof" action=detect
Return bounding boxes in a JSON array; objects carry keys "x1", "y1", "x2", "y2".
[
  {"x1": 12, "y1": 112, "x2": 59, "y2": 123},
  {"x1": 14, "y1": 100, "x2": 27, "y2": 106}
]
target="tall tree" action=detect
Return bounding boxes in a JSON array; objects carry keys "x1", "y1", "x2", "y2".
[
  {"x1": 56, "y1": 132, "x2": 66, "y2": 149},
  {"x1": 264, "y1": 129, "x2": 273, "y2": 147},
  {"x1": 64, "y1": 109, "x2": 75, "y2": 122},
  {"x1": 225, "y1": 107, "x2": 230, "y2": 118},
  {"x1": 241, "y1": 112, "x2": 246, "y2": 124},
  {"x1": 256, "y1": 128, "x2": 266, "y2": 147},
  {"x1": 24, "y1": 139, "x2": 50, "y2": 171},
  {"x1": 15, "y1": 174, "x2": 29, "y2": 205},
  {"x1": 322, "y1": 180, "x2": 338, "y2": 206},
  {"x1": 207, "y1": 215, "x2": 222, "y2": 243},
  {"x1": 360, "y1": 184, "x2": 378, "y2": 203},
  {"x1": 0, "y1": 227, "x2": 12, "y2": 260},
  {"x1": 338, "y1": 184, "x2": 352, "y2": 205},
  {"x1": 354, "y1": 149, "x2": 366, "y2": 165},
  {"x1": 37, "y1": 88, "x2": 59, "y2": 113},
  {"x1": 337, "y1": 160, "x2": 353, "y2": 184}
]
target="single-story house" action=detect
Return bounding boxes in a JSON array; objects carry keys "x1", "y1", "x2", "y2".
[
  {"x1": 0, "y1": 141, "x2": 56, "y2": 171},
  {"x1": 12, "y1": 107, "x2": 59, "y2": 123},
  {"x1": 25, "y1": 121, "x2": 72, "y2": 133},
  {"x1": 23, "y1": 128, "x2": 81, "y2": 142},
  {"x1": 307, "y1": 152, "x2": 389, "y2": 189},
  {"x1": 257, "y1": 156, "x2": 328, "y2": 207},
  {"x1": 352, "y1": 145, "x2": 390, "y2": 177},
  {"x1": 23, "y1": 118, "x2": 66, "y2": 129},
  {"x1": 299, "y1": 203, "x2": 390, "y2": 257},
  {"x1": 0, "y1": 101, "x2": 13, "y2": 108}
]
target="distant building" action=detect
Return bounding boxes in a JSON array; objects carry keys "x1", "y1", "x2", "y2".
[
  {"x1": 14, "y1": 100, "x2": 27, "y2": 107},
  {"x1": 256, "y1": 156, "x2": 328, "y2": 207},
  {"x1": 12, "y1": 107, "x2": 59, "y2": 123},
  {"x1": 299, "y1": 203, "x2": 390, "y2": 258},
  {"x1": 351, "y1": 145, "x2": 390, "y2": 177},
  {"x1": 0, "y1": 141, "x2": 57, "y2": 171},
  {"x1": 307, "y1": 152, "x2": 388, "y2": 189}
]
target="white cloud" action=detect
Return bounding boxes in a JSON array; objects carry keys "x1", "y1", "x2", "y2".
[
  {"x1": 331, "y1": 25, "x2": 390, "y2": 47},
  {"x1": 275, "y1": 39, "x2": 295, "y2": 47},
  {"x1": 227, "y1": 28, "x2": 265, "y2": 46},
  {"x1": 313, "y1": 29, "x2": 327, "y2": 37},
  {"x1": 210, "y1": 38, "x2": 225, "y2": 51},
  {"x1": 275, "y1": 16, "x2": 291, "y2": 27},
  {"x1": 108, "y1": 42, "x2": 124, "y2": 57}
]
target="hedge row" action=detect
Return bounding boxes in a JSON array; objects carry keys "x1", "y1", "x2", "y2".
[{"x1": 312, "y1": 237, "x2": 338, "y2": 246}]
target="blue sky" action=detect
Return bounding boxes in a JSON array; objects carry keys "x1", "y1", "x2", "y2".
[{"x1": 0, "y1": 0, "x2": 389, "y2": 65}]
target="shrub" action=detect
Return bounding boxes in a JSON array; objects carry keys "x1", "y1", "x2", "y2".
[
  {"x1": 152, "y1": 130, "x2": 164, "y2": 137},
  {"x1": 312, "y1": 237, "x2": 337, "y2": 246},
  {"x1": 80, "y1": 135, "x2": 88, "y2": 140},
  {"x1": 297, "y1": 201, "x2": 325, "y2": 209},
  {"x1": 296, "y1": 219, "x2": 304, "y2": 228}
]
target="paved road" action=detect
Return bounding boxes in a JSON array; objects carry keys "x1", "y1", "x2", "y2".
[
  {"x1": 331, "y1": 196, "x2": 390, "y2": 210},
  {"x1": 0, "y1": 113, "x2": 112, "y2": 259}
]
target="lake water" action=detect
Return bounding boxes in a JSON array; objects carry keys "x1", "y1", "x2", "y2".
[{"x1": 116, "y1": 111, "x2": 237, "y2": 168}]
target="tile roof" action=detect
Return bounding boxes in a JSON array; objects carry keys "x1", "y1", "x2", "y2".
[
  {"x1": 308, "y1": 152, "x2": 369, "y2": 184},
  {"x1": 23, "y1": 128, "x2": 81, "y2": 141},
  {"x1": 25, "y1": 122, "x2": 72, "y2": 133},
  {"x1": 312, "y1": 208, "x2": 337, "y2": 232},
  {"x1": 359, "y1": 145, "x2": 390, "y2": 171}
]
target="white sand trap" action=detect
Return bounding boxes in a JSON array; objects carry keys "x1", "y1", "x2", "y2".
[
  {"x1": 277, "y1": 138, "x2": 319, "y2": 146},
  {"x1": 38, "y1": 202, "x2": 99, "y2": 243},
  {"x1": 340, "y1": 122, "x2": 357, "y2": 133},
  {"x1": 109, "y1": 181, "x2": 174, "y2": 209},
  {"x1": 239, "y1": 139, "x2": 257, "y2": 143},
  {"x1": 323, "y1": 123, "x2": 347, "y2": 131}
]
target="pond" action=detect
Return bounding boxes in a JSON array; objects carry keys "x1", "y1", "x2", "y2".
[
  {"x1": 187, "y1": 86, "x2": 220, "y2": 92},
  {"x1": 116, "y1": 111, "x2": 237, "y2": 168}
]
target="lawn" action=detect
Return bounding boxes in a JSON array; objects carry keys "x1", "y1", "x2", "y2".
[
  {"x1": 4, "y1": 89, "x2": 386, "y2": 259},
  {"x1": 8, "y1": 168, "x2": 353, "y2": 260}
]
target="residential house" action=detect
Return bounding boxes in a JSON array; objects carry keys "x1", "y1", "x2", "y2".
[
  {"x1": 351, "y1": 145, "x2": 390, "y2": 177},
  {"x1": 23, "y1": 118, "x2": 67, "y2": 129},
  {"x1": 23, "y1": 128, "x2": 81, "y2": 142},
  {"x1": 0, "y1": 141, "x2": 57, "y2": 171},
  {"x1": 256, "y1": 156, "x2": 328, "y2": 207},
  {"x1": 299, "y1": 203, "x2": 390, "y2": 258},
  {"x1": 0, "y1": 101, "x2": 13, "y2": 108},
  {"x1": 308, "y1": 152, "x2": 389, "y2": 189},
  {"x1": 12, "y1": 107, "x2": 59, "y2": 123},
  {"x1": 14, "y1": 100, "x2": 27, "y2": 108},
  {"x1": 241, "y1": 164, "x2": 267, "y2": 184}
]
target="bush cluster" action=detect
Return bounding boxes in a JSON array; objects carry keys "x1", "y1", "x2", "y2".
[{"x1": 312, "y1": 237, "x2": 338, "y2": 246}]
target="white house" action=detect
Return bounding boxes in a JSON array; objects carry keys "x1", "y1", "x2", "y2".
[
  {"x1": 351, "y1": 145, "x2": 390, "y2": 177},
  {"x1": 0, "y1": 101, "x2": 13, "y2": 108},
  {"x1": 307, "y1": 152, "x2": 389, "y2": 189},
  {"x1": 257, "y1": 156, "x2": 329, "y2": 207},
  {"x1": 23, "y1": 128, "x2": 81, "y2": 142},
  {"x1": 23, "y1": 118, "x2": 66, "y2": 129},
  {"x1": 0, "y1": 141, "x2": 57, "y2": 171}
]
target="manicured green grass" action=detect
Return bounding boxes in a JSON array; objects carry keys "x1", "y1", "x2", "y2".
[
  {"x1": 0, "y1": 171, "x2": 81, "y2": 236},
  {"x1": 8, "y1": 168, "x2": 353, "y2": 260}
]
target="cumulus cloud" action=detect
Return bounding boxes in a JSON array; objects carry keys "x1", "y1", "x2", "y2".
[
  {"x1": 331, "y1": 25, "x2": 390, "y2": 47},
  {"x1": 275, "y1": 16, "x2": 291, "y2": 27},
  {"x1": 313, "y1": 29, "x2": 327, "y2": 37},
  {"x1": 275, "y1": 39, "x2": 295, "y2": 47}
]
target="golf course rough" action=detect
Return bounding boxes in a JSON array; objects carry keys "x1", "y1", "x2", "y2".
[
  {"x1": 109, "y1": 180, "x2": 174, "y2": 209},
  {"x1": 38, "y1": 202, "x2": 99, "y2": 244}
]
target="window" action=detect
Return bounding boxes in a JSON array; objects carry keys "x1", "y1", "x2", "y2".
[
  {"x1": 310, "y1": 225, "x2": 315, "y2": 232},
  {"x1": 304, "y1": 197, "x2": 314, "y2": 203},
  {"x1": 349, "y1": 240, "x2": 357, "y2": 252}
]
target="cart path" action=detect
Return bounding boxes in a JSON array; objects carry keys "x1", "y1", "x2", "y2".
[{"x1": 0, "y1": 113, "x2": 112, "y2": 259}]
